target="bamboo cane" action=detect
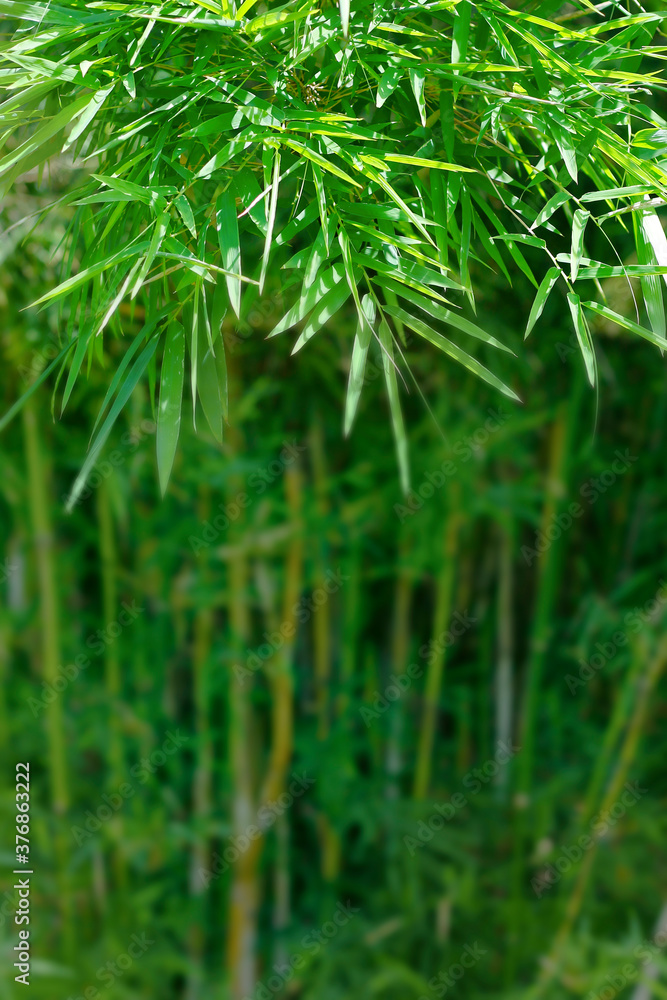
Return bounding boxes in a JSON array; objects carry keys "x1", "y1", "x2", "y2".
[
  {"x1": 96, "y1": 477, "x2": 127, "y2": 890},
  {"x1": 413, "y1": 491, "x2": 460, "y2": 800},
  {"x1": 22, "y1": 397, "x2": 74, "y2": 956}
]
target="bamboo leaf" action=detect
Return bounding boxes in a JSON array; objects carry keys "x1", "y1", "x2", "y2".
[
  {"x1": 525, "y1": 267, "x2": 561, "y2": 339},
  {"x1": 378, "y1": 317, "x2": 410, "y2": 493},
  {"x1": 66, "y1": 336, "x2": 159, "y2": 512},
  {"x1": 157, "y1": 321, "x2": 185, "y2": 496},
  {"x1": 582, "y1": 300, "x2": 667, "y2": 351},
  {"x1": 344, "y1": 294, "x2": 376, "y2": 436},
  {"x1": 571, "y1": 209, "x2": 590, "y2": 282},
  {"x1": 216, "y1": 189, "x2": 242, "y2": 318},
  {"x1": 567, "y1": 292, "x2": 596, "y2": 386},
  {"x1": 385, "y1": 305, "x2": 520, "y2": 401},
  {"x1": 259, "y1": 148, "x2": 281, "y2": 294}
]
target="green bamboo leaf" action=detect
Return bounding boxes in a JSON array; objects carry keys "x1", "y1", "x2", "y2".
[
  {"x1": 530, "y1": 191, "x2": 571, "y2": 230},
  {"x1": 377, "y1": 275, "x2": 513, "y2": 353},
  {"x1": 157, "y1": 321, "x2": 185, "y2": 496},
  {"x1": 635, "y1": 211, "x2": 665, "y2": 339},
  {"x1": 409, "y1": 67, "x2": 426, "y2": 126},
  {"x1": 292, "y1": 281, "x2": 352, "y2": 354},
  {"x1": 259, "y1": 148, "x2": 281, "y2": 294},
  {"x1": 385, "y1": 305, "x2": 521, "y2": 401},
  {"x1": 567, "y1": 292, "x2": 596, "y2": 386},
  {"x1": 431, "y1": 170, "x2": 448, "y2": 272},
  {"x1": 378, "y1": 317, "x2": 409, "y2": 493},
  {"x1": 61, "y1": 319, "x2": 94, "y2": 414},
  {"x1": 640, "y1": 209, "x2": 667, "y2": 286},
  {"x1": 525, "y1": 267, "x2": 561, "y2": 339},
  {"x1": 66, "y1": 336, "x2": 159, "y2": 512},
  {"x1": 570, "y1": 209, "x2": 590, "y2": 282},
  {"x1": 0, "y1": 91, "x2": 92, "y2": 177},
  {"x1": 269, "y1": 264, "x2": 345, "y2": 338},
  {"x1": 216, "y1": 189, "x2": 242, "y2": 318},
  {"x1": 339, "y1": 0, "x2": 349, "y2": 39},
  {"x1": 175, "y1": 194, "x2": 197, "y2": 239},
  {"x1": 90, "y1": 308, "x2": 171, "y2": 437},
  {"x1": 62, "y1": 85, "x2": 113, "y2": 153},
  {"x1": 197, "y1": 325, "x2": 225, "y2": 444},
  {"x1": 376, "y1": 65, "x2": 403, "y2": 108},
  {"x1": 0, "y1": 341, "x2": 75, "y2": 434},
  {"x1": 582, "y1": 300, "x2": 667, "y2": 351},
  {"x1": 311, "y1": 161, "x2": 330, "y2": 253},
  {"x1": 344, "y1": 294, "x2": 376, "y2": 436}
]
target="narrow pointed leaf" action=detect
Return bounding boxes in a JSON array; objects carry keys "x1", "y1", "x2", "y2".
[
  {"x1": 345, "y1": 294, "x2": 376, "y2": 436},
  {"x1": 157, "y1": 321, "x2": 185, "y2": 496},
  {"x1": 216, "y1": 190, "x2": 242, "y2": 318},
  {"x1": 571, "y1": 209, "x2": 590, "y2": 282},
  {"x1": 567, "y1": 292, "x2": 596, "y2": 386},
  {"x1": 378, "y1": 318, "x2": 409, "y2": 493},
  {"x1": 67, "y1": 337, "x2": 158, "y2": 512},
  {"x1": 525, "y1": 267, "x2": 561, "y2": 339},
  {"x1": 385, "y1": 305, "x2": 521, "y2": 401}
]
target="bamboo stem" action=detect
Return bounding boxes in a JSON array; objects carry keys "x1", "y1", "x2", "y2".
[
  {"x1": 22, "y1": 398, "x2": 74, "y2": 955},
  {"x1": 413, "y1": 495, "x2": 460, "y2": 801},
  {"x1": 187, "y1": 485, "x2": 214, "y2": 1000},
  {"x1": 495, "y1": 520, "x2": 514, "y2": 797},
  {"x1": 533, "y1": 634, "x2": 667, "y2": 996},
  {"x1": 96, "y1": 477, "x2": 127, "y2": 890}
]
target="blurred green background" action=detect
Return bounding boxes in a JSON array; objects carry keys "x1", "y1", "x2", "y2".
[{"x1": 2, "y1": 173, "x2": 667, "y2": 1000}]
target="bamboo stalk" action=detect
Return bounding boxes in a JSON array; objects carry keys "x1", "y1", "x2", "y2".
[
  {"x1": 258, "y1": 464, "x2": 304, "y2": 809},
  {"x1": 187, "y1": 485, "x2": 214, "y2": 1000},
  {"x1": 413, "y1": 494, "x2": 460, "y2": 801},
  {"x1": 96, "y1": 477, "x2": 127, "y2": 890},
  {"x1": 338, "y1": 543, "x2": 362, "y2": 719},
  {"x1": 387, "y1": 538, "x2": 412, "y2": 805},
  {"x1": 495, "y1": 519, "x2": 514, "y2": 797},
  {"x1": 309, "y1": 417, "x2": 331, "y2": 742},
  {"x1": 224, "y1": 345, "x2": 258, "y2": 1000},
  {"x1": 22, "y1": 398, "x2": 74, "y2": 955},
  {"x1": 508, "y1": 375, "x2": 584, "y2": 983},
  {"x1": 532, "y1": 634, "x2": 667, "y2": 996}
]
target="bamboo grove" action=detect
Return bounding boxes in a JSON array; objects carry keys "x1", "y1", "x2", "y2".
[{"x1": 1, "y1": 2, "x2": 667, "y2": 1000}]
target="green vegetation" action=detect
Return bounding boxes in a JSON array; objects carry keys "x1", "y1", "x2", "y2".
[{"x1": 1, "y1": 3, "x2": 667, "y2": 1000}]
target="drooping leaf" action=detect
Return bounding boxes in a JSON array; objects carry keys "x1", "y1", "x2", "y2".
[{"x1": 156, "y1": 322, "x2": 185, "y2": 496}]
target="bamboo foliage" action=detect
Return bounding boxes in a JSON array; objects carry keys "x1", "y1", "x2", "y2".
[{"x1": 2, "y1": 2, "x2": 667, "y2": 496}]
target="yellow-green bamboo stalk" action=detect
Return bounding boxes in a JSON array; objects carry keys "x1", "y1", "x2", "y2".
[
  {"x1": 22, "y1": 397, "x2": 73, "y2": 955},
  {"x1": 187, "y1": 486, "x2": 214, "y2": 1000},
  {"x1": 96, "y1": 477, "x2": 126, "y2": 889},
  {"x1": 224, "y1": 344, "x2": 258, "y2": 1000},
  {"x1": 495, "y1": 520, "x2": 514, "y2": 798},
  {"x1": 532, "y1": 634, "x2": 667, "y2": 997},
  {"x1": 413, "y1": 496, "x2": 460, "y2": 800}
]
